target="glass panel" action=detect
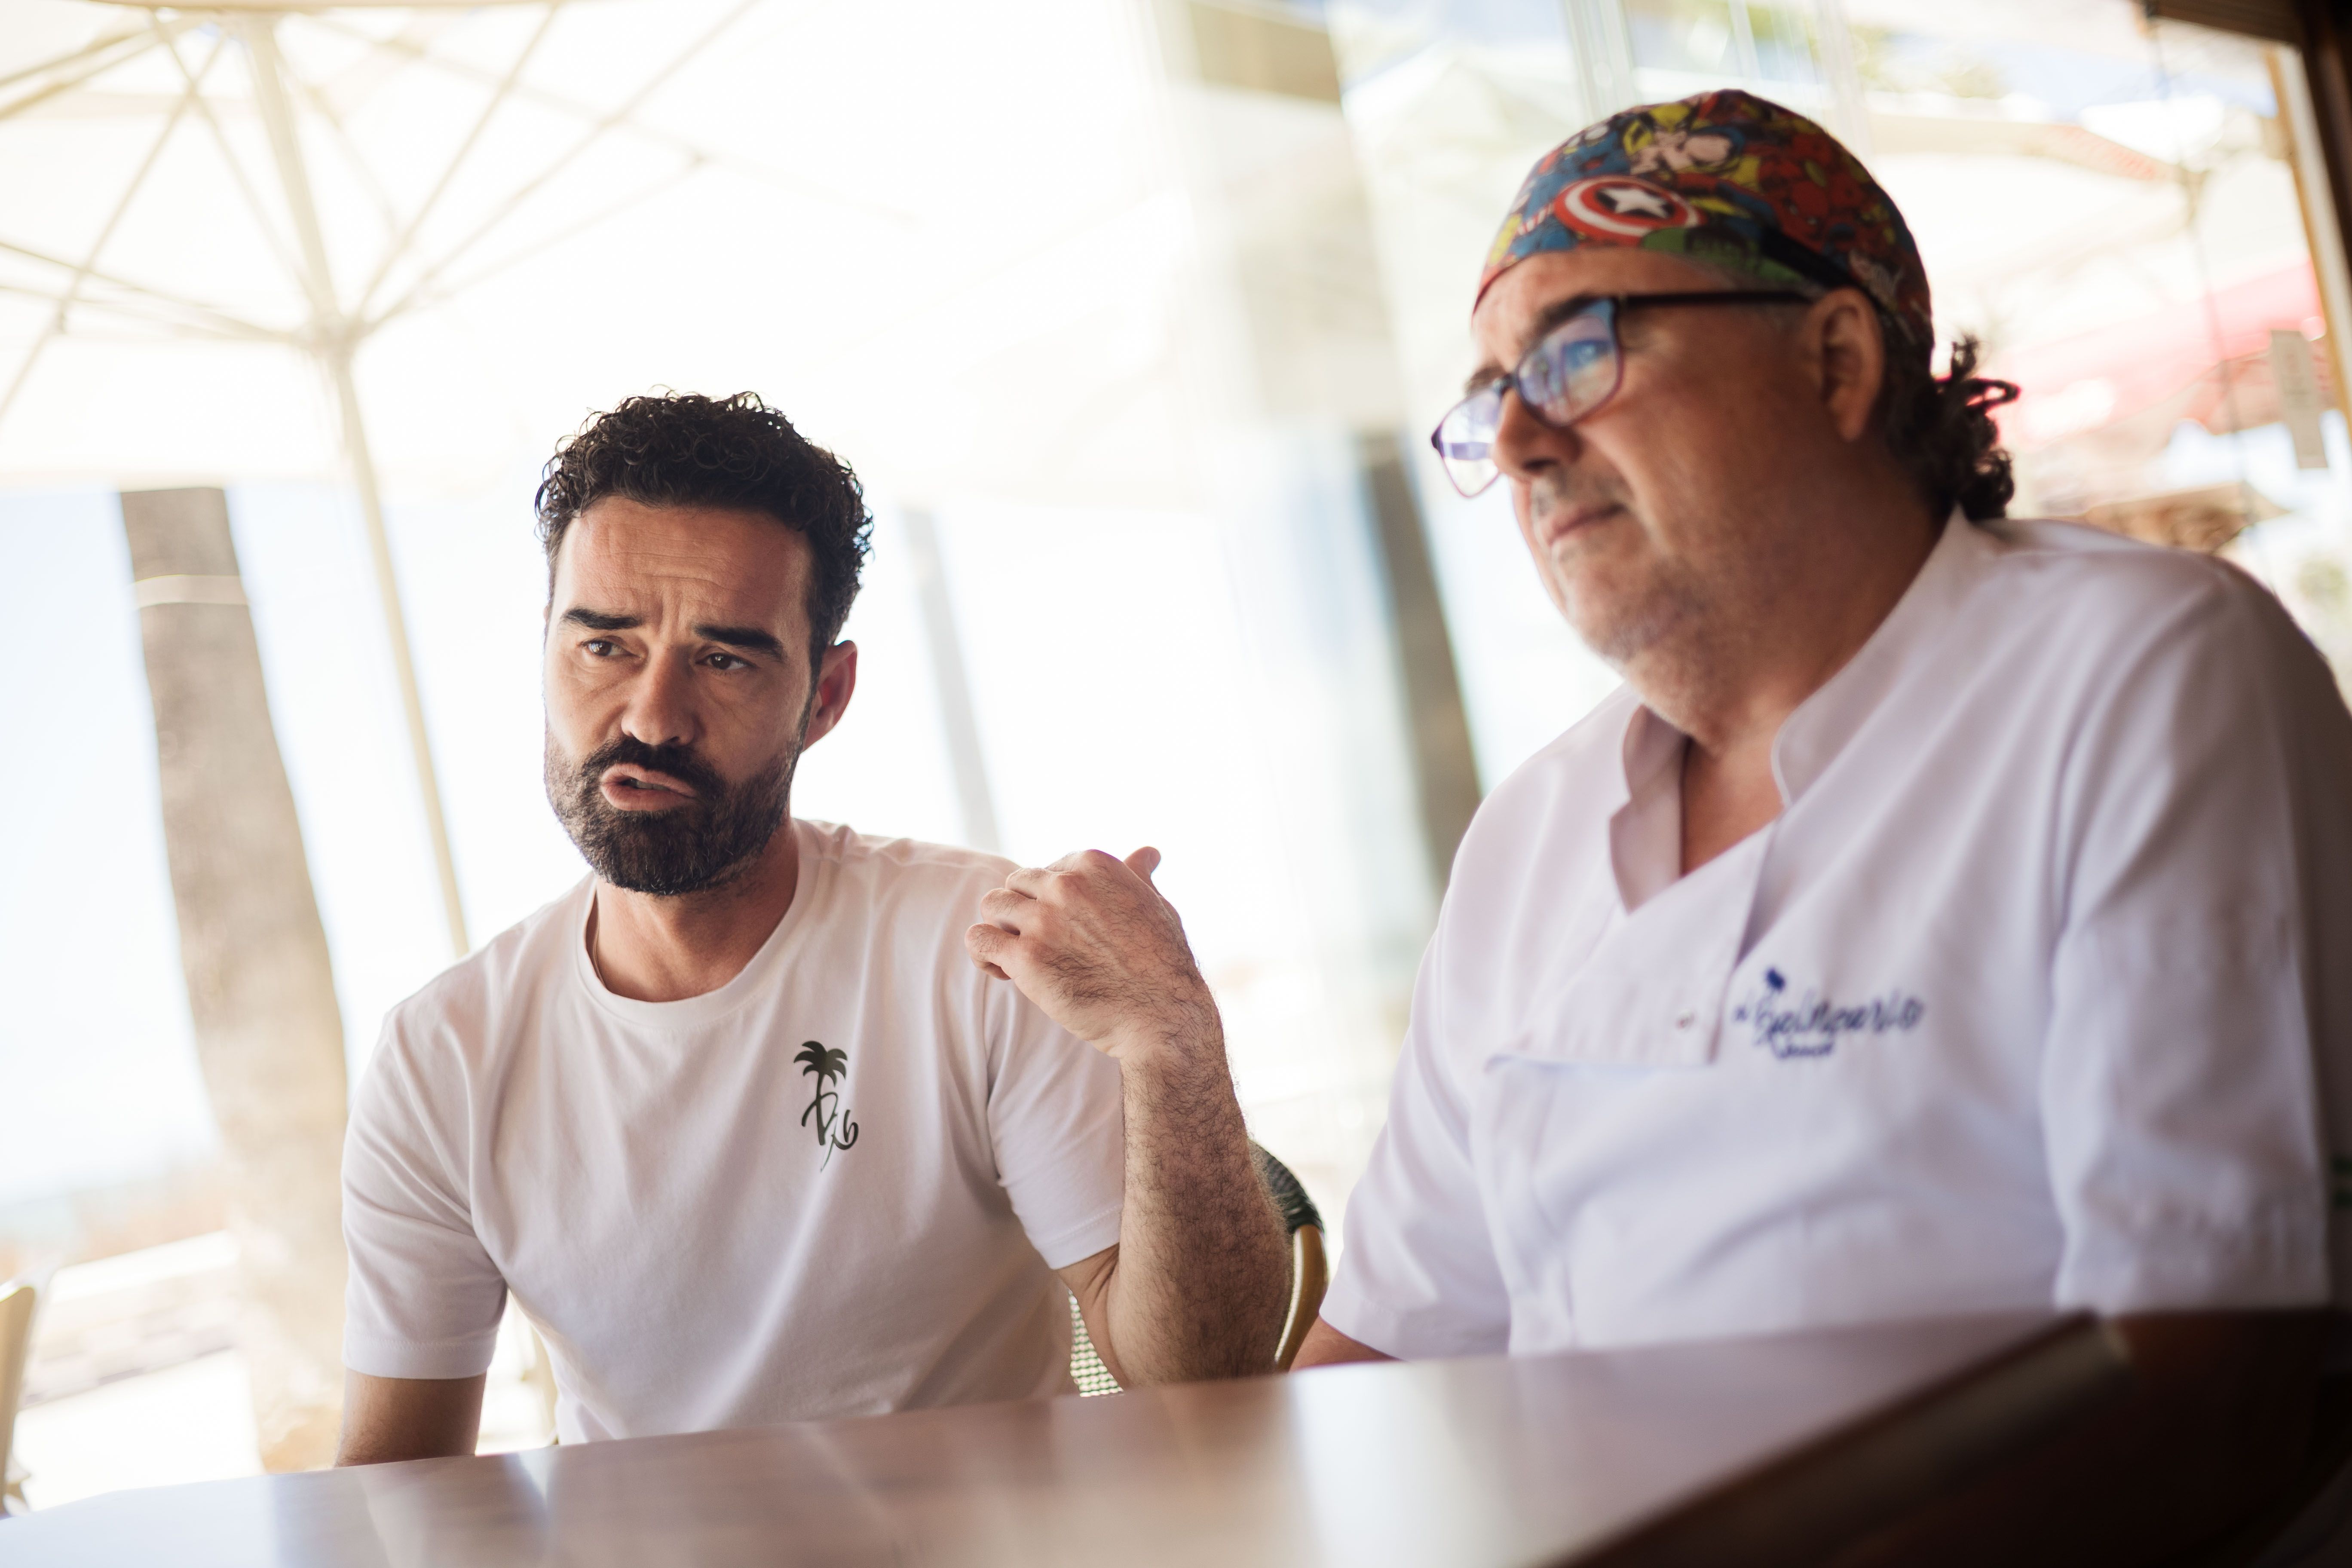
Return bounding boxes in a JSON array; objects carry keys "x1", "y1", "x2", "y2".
[
  {"x1": 1335, "y1": 0, "x2": 2352, "y2": 706},
  {"x1": 1850, "y1": 11, "x2": 2352, "y2": 690},
  {"x1": 1747, "y1": 4, "x2": 1821, "y2": 86},
  {"x1": 1628, "y1": 0, "x2": 1742, "y2": 76}
]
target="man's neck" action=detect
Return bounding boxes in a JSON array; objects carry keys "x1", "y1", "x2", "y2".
[
  {"x1": 587, "y1": 821, "x2": 802, "y2": 1003},
  {"x1": 1639, "y1": 485, "x2": 1945, "y2": 875}
]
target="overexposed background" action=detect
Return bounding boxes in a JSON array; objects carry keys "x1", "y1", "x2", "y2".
[{"x1": 6, "y1": 0, "x2": 2350, "y2": 1507}]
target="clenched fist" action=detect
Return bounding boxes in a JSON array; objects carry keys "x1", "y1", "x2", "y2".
[{"x1": 965, "y1": 847, "x2": 1219, "y2": 1063}]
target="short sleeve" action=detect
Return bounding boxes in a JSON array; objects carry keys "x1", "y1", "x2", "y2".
[
  {"x1": 1321, "y1": 917, "x2": 1513, "y2": 1358},
  {"x1": 341, "y1": 1014, "x2": 510, "y2": 1379},
  {"x1": 983, "y1": 983, "x2": 1126, "y2": 1270},
  {"x1": 2042, "y1": 573, "x2": 2342, "y2": 1314}
]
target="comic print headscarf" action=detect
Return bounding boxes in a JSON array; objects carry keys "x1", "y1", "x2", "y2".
[{"x1": 1477, "y1": 90, "x2": 1933, "y2": 347}]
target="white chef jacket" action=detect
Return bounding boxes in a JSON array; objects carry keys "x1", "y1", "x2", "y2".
[{"x1": 1323, "y1": 514, "x2": 2352, "y2": 1360}]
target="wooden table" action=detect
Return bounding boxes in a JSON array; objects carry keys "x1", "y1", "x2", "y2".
[{"x1": 0, "y1": 1313, "x2": 2125, "y2": 1568}]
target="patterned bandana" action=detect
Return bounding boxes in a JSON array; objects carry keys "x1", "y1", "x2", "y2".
[{"x1": 1477, "y1": 89, "x2": 1932, "y2": 346}]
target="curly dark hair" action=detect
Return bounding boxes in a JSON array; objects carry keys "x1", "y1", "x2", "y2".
[
  {"x1": 1877, "y1": 334, "x2": 2020, "y2": 522},
  {"x1": 534, "y1": 392, "x2": 873, "y2": 657}
]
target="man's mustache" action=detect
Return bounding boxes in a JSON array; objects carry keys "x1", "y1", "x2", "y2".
[
  {"x1": 575, "y1": 736, "x2": 729, "y2": 802},
  {"x1": 1526, "y1": 473, "x2": 1629, "y2": 523}
]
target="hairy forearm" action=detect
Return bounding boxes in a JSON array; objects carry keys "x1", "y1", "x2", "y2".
[
  {"x1": 1098, "y1": 1027, "x2": 1290, "y2": 1385},
  {"x1": 1828, "y1": 1311, "x2": 2327, "y2": 1568}
]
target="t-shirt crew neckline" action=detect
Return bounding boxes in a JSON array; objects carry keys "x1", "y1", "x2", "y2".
[{"x1": 569, "y1": 818, "x2": 822, "y2": 1031}]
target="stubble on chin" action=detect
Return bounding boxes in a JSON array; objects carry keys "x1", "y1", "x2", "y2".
[{"x1": 1525, "y1": 476, "x2": 1704, "y2": 668}]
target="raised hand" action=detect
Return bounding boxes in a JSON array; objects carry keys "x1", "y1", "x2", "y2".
[
  {"x1": 970, "y1": 848, "x2": 1289, "y2": 1383},
  {"x1": 965, "y1": 847, "x2": 1218, "y2": 1063}
]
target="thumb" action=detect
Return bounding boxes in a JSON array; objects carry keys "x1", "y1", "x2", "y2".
[{"x1": 1124, "y1": 845, "x2": 1163, "y2": 883}]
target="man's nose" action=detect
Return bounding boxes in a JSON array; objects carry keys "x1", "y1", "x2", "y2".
[
  {"x1": 619, "y1": 651, "x2": 696, "y2": 749},
  {"x1": 1491, "y1": 385, "x2": 1580, "y2": 481}
]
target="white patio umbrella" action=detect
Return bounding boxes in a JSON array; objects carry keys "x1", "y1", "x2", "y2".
[
  {"x1": 0, "y1": 0, "x2": 885, "y2": 953},
  {"x1": 0, "y1": 0, "x2": 1203, "y2": 951}
]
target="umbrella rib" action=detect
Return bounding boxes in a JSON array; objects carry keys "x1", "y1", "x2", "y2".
[
  {"x1": 0, "y1": 36, "x2": 227, "y2": 430},
  {"x1": 305, "y1": 11, "x2": 914, "y2": 224},
  {"x1": 306, "y1": 10, "x2": 468, "y2": 123},
  {"x1": 0, "y1": 238, "x2": 280, "y2": 340},
  {"x1": 363, "y1": 0, "x2": 762, "y2": 330},
  {"x1": 153, "y1": 20, "x2": 311, "y2": 298},
  {"x1": 296, "y1": 74, "x2": 401, "y2": 241},
  {"x1": 0, "y1": 280, "x2": 283, "y2": 343},
  {"x1": 0, "y1": 24, "x2": 144, "y2": 95},
  {"x1": 354, "y1": 1, "x2": 565, "y2": 322},
  {"x1": 0, "y1": 20, "x2": 191, "y2": 122},
  {"x1": 405, "y1": 155, "x2": 708, "y2": 314}
]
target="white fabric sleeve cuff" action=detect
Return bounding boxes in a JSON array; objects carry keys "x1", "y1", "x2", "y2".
[
  {"x1": 342, "y1": 1323, "x2": 502, "y2": 1382},
  {"x1": 2057, "y1": 1210, "x2": 2329, "y2": 1316},
  {"x1": 1317, "y1": 1268, "x2": 1510, "y2": 1362},
  {"x1": 1317, "y1": 1272, "x2": 1418, "y2": 1360},
  {"x1": 1024, "y1": 1202, "x2": 1124, "y2": 1273}
]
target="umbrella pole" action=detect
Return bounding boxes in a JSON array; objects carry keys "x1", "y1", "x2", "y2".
[
  {"x1": 241, "y1": 15, "x2": 469, "y2": 959},
  {"x1": 329, "y1": 347, "x2": 472, "y2": 959}
]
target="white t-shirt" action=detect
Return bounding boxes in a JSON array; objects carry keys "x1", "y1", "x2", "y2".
[
  {"x1": 342, "y1": 820, "x2": 1127, "y2": 1441},
  {"x1": 1323, "y1": 516, "x2": 2352, "y2": 1360}
]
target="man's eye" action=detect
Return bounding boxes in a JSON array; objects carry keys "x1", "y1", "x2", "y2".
[
  {"x1": 583, "y1": 639, "x2": 617, "y2": 656},
  {"x1": 706, "y1": 652, "x2": 748, "y2": 671}
]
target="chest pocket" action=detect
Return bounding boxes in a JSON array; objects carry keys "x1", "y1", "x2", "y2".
[{"x1": 1501, "y1": 829, "x2": 1773, "y2": 1071}]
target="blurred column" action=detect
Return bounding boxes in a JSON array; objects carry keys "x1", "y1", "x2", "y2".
[
  {"x1": 1154, "y1": 0, "x2": 1483, "y2": 1204},
  {"x1": 1562, "y1": 0, "x2": 1639, "y2": 123},
  {"x1": 2273, "y1": 43, "x2": 2352, "y2": 423},
  {"x1": 903, "y1": 508, "x2": 1002, "y2": 854},
  {"x1": 1811, "y1": 0, "x2": 1874, "y2": 159},
  {"x1": 1359, "y1": 432, "x2": 1481, "y2": 882},
  {"x1": 1161, "y1": 0, "x2": 1480, "y2": 887},
  {"x1": 119, "y1": 487, "x2": 347, "y2": 1472}
]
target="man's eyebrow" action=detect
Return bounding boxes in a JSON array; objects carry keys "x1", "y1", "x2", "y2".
[
  {"x1": 1529, "y1": 291, "x2": 1605, "y2": 338},
  {"x1": 1463, "y1": 361, "x2": 1506, "y2": 395},
  {"x1": 560, "y1": 608, "x2": 639, "y2": 631},
  {"x1": 693, "y1": 623, "x2": 786, "y2": 658}
]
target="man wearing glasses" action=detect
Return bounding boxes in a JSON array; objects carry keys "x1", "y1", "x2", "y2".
[{"x1": 988, "y1": 93, "x2": 2352, "y2": 1560}]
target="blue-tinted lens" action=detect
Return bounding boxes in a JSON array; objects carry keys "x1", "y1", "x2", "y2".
[
  {"x1": 1432, "y1": 386, "x2": 1503, "y2": 496},
  {"x1": 1517, "y1": 309, "x2": 1618, "y2": 424}
]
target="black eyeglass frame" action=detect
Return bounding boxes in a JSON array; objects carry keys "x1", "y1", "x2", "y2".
[{"x1": 1428, "y1": 289, "x2": 1814, "y2": 498}]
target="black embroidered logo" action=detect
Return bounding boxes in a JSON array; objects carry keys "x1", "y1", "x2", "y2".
[
  {"x1": 794, "y1": 1041, "x2": 860, "y2": 1167},
  {"x1": 1732, "y1": 968, "x2": 1925, "y2": 1060}
]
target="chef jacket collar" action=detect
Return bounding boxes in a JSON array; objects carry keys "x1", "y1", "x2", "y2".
[{"x1": 1771, "y1": 509, "x2": 1985, "y2": 804}]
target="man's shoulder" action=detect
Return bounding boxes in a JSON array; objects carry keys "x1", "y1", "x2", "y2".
[
  {"x1": 793, "y1": 819, "x2": 1019, "y2": 958},
  {"x1": 798, "y1": 818, "x2": 1014, "y2": 903},
  {"x1": 792, "y1": 820, "x2": 1069, "y2": 1056},
  {"x1": 378, "y1": 879, "x2": 591, "y2": 1062},
  {"x1": 1970, "y1": 516, "x2": 2297, "y2": 652}
]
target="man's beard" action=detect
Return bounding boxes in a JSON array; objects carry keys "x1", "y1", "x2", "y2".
[
  {"x1": 545, "y1": 732, "x2": 796, "y2": 897},
  {"x1": 1527, "y1": 474, "x2": 1709, "y2": 668}
]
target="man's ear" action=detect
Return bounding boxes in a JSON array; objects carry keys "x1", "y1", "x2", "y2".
[
  {"x1": 1807, "y1": 288, "x2": 1887, "y2": 445},
  {"x1": 801, "y1": 640, "x2": 859, "y2": 750}
]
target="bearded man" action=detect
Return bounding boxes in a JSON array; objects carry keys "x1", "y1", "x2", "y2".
[
  {"x1": 985, "y1": 92, "x2": 2352, "y2": 1563},
  {"x1": 334, "y1": 392, "x2": 1287, "y2": 1462}
]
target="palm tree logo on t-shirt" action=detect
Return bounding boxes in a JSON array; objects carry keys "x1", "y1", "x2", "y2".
[{"x1": 794, "y1": 1041, "x2": 860, "y2": 1167}]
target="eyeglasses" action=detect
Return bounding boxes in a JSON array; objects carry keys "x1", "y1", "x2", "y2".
[{"x1": 1428, "y1": 290, "x2": 1811, "y2": 497}]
